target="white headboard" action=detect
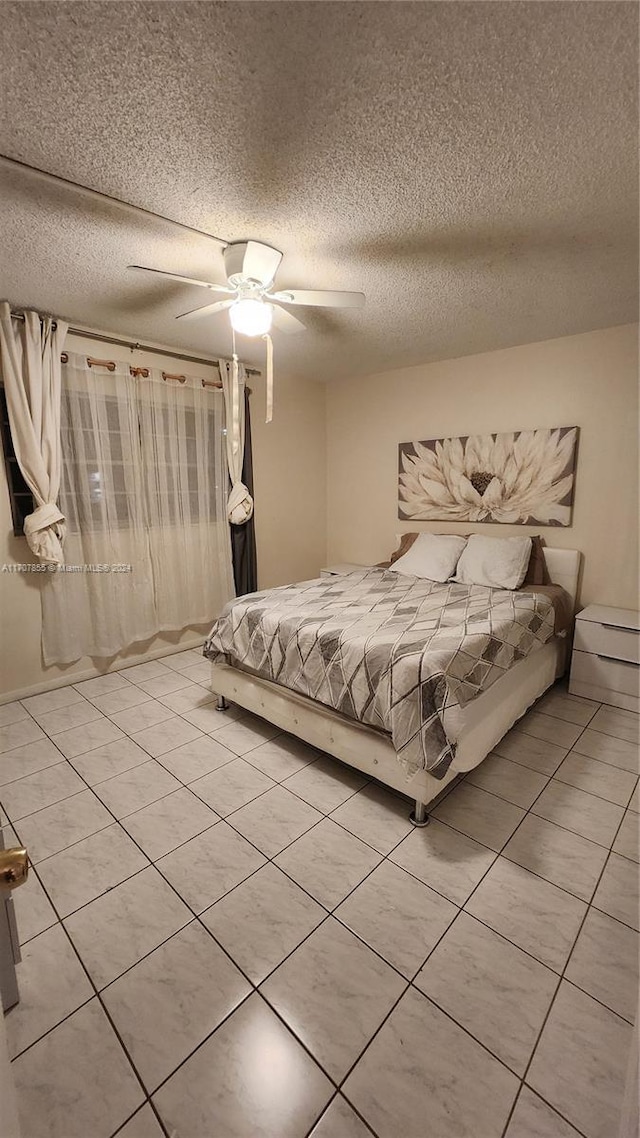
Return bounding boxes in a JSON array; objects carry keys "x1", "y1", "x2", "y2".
[{"x1": 543, "y1": 548, "x2": 581, "y2": 610}]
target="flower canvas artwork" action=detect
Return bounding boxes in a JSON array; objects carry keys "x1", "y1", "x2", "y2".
[{"x1": 398, "y1": 426, "x2": 578, "y2": 525}]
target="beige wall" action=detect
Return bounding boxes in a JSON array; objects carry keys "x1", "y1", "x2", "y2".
[
  {"x1": 326, "y1": 324, "x2": 639, "y2": 610},
  {"x1": 0, "y1": 333, "x2": 326, "y2": 699},
  {"x1": 249, "y1": 369, "x2": 326, "y2": 590}
]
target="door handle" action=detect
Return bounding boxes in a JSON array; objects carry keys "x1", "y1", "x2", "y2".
[{"x1": 0, "y1": 848, "x2": 28, "y2": 891}]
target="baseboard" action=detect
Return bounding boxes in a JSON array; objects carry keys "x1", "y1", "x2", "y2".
[{"x1": 0, "y1": 637, "x2": 207, "y2": 705}]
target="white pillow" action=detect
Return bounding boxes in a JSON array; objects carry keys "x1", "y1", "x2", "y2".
[
  {"x1": 454, "y1": 534, "x2": 532, "y2": 590},
  {"x1": 392, "y1": 533, "x2": 467, "y2": 582}
]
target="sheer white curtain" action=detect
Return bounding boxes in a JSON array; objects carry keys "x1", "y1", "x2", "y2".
[
  {"x1": 137, "y1": 369, "x2": 235, "y2": 631},
  {"x1": 218, "y1": 358, "x2": 253, "y2": 524},
  {"x1": 0, "y1": 303, "x2": 68, "y2": 562},
  {"x1": 42, "y1": 355, "x2": 157, "y2": 664},
  {"x1": 42, "y1": 355, "x2": 234, "y2": 664}
]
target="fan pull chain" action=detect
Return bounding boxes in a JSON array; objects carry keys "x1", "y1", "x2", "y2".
[{"x1": 263, "y1": 333, "x2": 274, "y2": 423}]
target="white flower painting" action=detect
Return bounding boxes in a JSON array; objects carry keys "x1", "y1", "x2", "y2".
[{"x1": 398, "y1": 427, "x2": 578, "y2": 526}]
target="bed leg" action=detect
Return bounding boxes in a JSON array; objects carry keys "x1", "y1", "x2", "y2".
[
  {"x1": 216, "y1": 695, "x2": 229, "y2": 712},
  {"x1": 409, "y1": 800, "x2": 429, "y2": 827}
]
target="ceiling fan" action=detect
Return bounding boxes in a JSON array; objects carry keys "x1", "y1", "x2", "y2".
[{"x1": 129, "y1": 240, "x2": 365, "y2": 337}]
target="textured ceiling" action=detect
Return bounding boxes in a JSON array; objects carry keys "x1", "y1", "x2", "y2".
[{"x1": 0, "y1": 1, "x2": 637, "y2": 381}]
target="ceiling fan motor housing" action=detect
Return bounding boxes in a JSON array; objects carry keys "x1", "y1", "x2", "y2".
[
  {"x1": 223, "y1": 242, "x2": 250, "y2": 285},
  {"x1": 224, "y1": 241, "x2": 275, "y2": 288}
]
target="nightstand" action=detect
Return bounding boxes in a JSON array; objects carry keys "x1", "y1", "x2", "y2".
[
  {"x1": 569, "y1": 604, "x2": 639, "y2": 712},
  {"x1": 320, "y1": 563, "x2": 369, "y2": 578}
]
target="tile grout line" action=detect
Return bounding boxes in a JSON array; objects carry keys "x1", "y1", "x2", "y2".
[
  {"x1": 6, "y1": 690, "x2": 636, "y2": 972},
  {"x1": 9, "y1": 740, "x2": 371, "y2": 930},
  {"x1": 20, "y1": 685, "x2": 640, "y2": 898},
  {"x1": 532, "y1": 702, "x2": 599, "y2": 728},
  {"x1": 109, "y1": 1102, "x2": 168, "y2": 1138},
  {"x1": 12, "y1": 670, "x2": 213, "y2": 1136},
  {"x1": 559, "y1": 973, "x2": 639, "y2": 1028},
  {"x1": 3, "y1": 723, "x2": 268, "y2": 849},
  {"x1": 548, "y1": 763, "x2": 638, "y2": 810},
  {"x1": 9, "y1": 801, "x2": 265, "y2": 1137},
  {"x1": 411, "y1": 710, "x2": 636, "y2": 1136},
  {"x1": 5, "y1": 698, "x2": 634, "y2": 951},
  {"x1": 7, "y1": 693, "x2": 634, "y2": 892},
  {"x1": 301, "y1": 1085, "x2": 380, "y2": 1138},
  {"x1": 5, "y1": 681, "x2": 636, "y2": 829},
  {"x1": 298, "y1": 774, "x2": 556, "y2": 1123},
  {"x1": 513, "y1": 713, "x2": 638, "y2": 749},
  {"x1": 9, "y1": 683, "x2": 637, "y2": 1135},
  {"x1": 467, "y1": 750, "x2": 638, "y2": 812},
  {"x1": 499, "y1": 1084, "x2": 589, "y2": 1138},
  {"x1": 7, "y1": 737, "x2": 520, "y2": 1134},
  {"x1": 382, "y1": 756, "x2": 583, "y2": 1087},
  {"x1": 7, "y1": 730, "x2": 412, "y2": 1110},
  {"x1": 468, "y1": 714, "x2": 615, "y2": 896},
  {"x1": 473, "y1": 716, "x2": 600, "y2": 1138},
  {"x1": 497, "y1": 794, "x2": 635, "y2": 1138},
  {"x1": 11, "y1": 862, "x2": 173, "y2": 1137},
  {"x1": 300, "y1": 1094, "x2": 352, "y2": 1138},
  {"x1": 0, "y1": 737, "x2": 69, "y2": 788},
  {"x1": 6, "y1": 672, "x2": 637, "y2": 1137},
  {"x1": 4, "y1": 746, "x2": 254, "y2": 1052}
]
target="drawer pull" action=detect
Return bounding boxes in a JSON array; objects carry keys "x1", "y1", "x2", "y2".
[
  {"x1": 596, "y1": 653, "x2": 639, "y2": 667},
  {"x1": 601, "y1": 623, "x2": 638, "y2": 633}
]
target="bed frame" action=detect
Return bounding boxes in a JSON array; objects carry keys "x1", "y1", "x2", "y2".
[{"x1": 209, "y1": 548, "x2": 581, "y2": 824}]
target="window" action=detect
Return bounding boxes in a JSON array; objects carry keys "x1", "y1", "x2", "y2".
[
  {"x1": 59, "y1": 387, "x2": 222, "y2": 533},
  {"x1": 141, "y1": 403, "x2": 221, "y2": 526},
  {"x1": 1, "y1": 372, "x2": 223, "y2": 537},
  {"x1": 0, "y1": 385, "x2": 35, "y2": 536},
  {"x1": 59, "y1": 389, "x2": 133, "y2": 532}
]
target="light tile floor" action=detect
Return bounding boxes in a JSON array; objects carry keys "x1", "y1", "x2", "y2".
[{"x1": 1, "y1": 651, "x2": 638, "y2": 1138}]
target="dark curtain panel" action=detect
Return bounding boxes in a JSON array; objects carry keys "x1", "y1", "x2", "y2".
[{"x1": 230, "y1": 388, "x2": 258, "y2": 595}]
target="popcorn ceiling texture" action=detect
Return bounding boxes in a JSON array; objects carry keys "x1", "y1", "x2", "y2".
[{"x1": 0, "y1": 1, "x2": 636, "y2": 381}]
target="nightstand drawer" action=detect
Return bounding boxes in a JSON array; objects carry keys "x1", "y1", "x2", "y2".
[
  {"x1": 574, "y1": 620, "x2": 639, "y2": 664},
  {"x1": 571, "y1": 650, "x2": 640, "y2": 697}
]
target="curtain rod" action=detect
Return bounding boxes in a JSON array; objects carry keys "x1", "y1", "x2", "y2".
[
  {"x1": 56, "y1": 355, "x2": 252, "y2": 394},
  {"x1": 7, "y1": 309, "x2": 261, "y2": 376}
]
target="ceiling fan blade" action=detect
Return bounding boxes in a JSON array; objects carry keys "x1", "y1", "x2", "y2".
[
  {"x1": 129, "y1": 265, "x2": 234, "y2": 293},
  {"x1": 269, "y1": 288, "x2": 365, "y2": 309},
  {"x1": 175, "y1": 298, "x2": 235, "y2": 321},
  {"x1": 270, "y1": 304, "x2": 306, "y2": 334},
  {"x1": 239, "y1": 241, "x2": 283, "y2": 286}
]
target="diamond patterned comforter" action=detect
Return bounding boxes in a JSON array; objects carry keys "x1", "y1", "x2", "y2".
[{"x1": 204, "y1": 568, "x2": 556, "y2": 779}]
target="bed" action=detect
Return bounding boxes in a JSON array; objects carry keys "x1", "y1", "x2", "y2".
[{"x1": 205, "y1": 546, "x2": 581, "y2": 824}]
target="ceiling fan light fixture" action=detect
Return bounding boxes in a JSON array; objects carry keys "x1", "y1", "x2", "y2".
[{"x1": 229, "y1": 297, "x2": 273, "y2": 337}]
